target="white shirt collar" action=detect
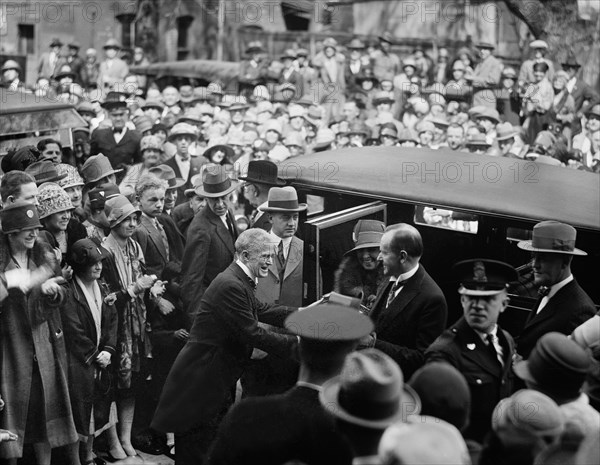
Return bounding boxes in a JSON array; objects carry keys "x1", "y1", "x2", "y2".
[
  {"x1": 296, "y1": 381, "x2": 323, "y2": 392},
  {"x1": 475, "y1": 324, "x2": 498, "y2": 343},
  {"x1": 566, "y1": 77, "x2": 577, "y2": 93},
  {"x1": 389, "y1": 263, "x2": 419, "y2": 284},
  {"x1": 236, "y1": 259, "x2": 257, "y2": 285},
  {"x1": 269, "y1": 230, "x2": 293, "y2": 255},
  {"x1": 548, "y1": 274, "x2": 573, "y2": 300}
]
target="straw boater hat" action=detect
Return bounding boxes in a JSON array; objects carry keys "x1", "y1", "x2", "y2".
[
  {"x1": 517, "y1": 221, "x2": 587, "y2": 255},
  {"x1": 168, "y1": 122, "x2": 198, "y2": 141},
  {"x1": 148, "y1": 165, "x2": 185, "y2": 190},
  {"x1": 104, "y1": 195, "x2": 141, "y2": 229},
  {"x1": 37, "y1": 183, "x2": 74, "y2": 219},
  {"x1": 238, "y1": 160, "x2": 285, "y2": 186},
  {"x1": 81, "y1": 154, "x2": 123, "y2": 184},
  {"x1": 0, "y1": 200, "x2": 42, "y2": 234},
  {"x1": 25, "y1": 160, "x2": 67, "y2": 185},
  {"x1": 194, "y1": 164, "x2": 238, "y2": 198},
  {"x1": 320, "y1": 349, "x2": 421, "y2": 429},
  {"x1": 56, "y1": 164, "x2": 84, "y2": 190},
  {"x1": 259, "y1": 186, "x2": 307, "y2": 213}
]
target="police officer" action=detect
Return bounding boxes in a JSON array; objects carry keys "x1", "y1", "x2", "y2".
[{"x1": 426, "y1": 259, "x2": 517, "y2": 443}]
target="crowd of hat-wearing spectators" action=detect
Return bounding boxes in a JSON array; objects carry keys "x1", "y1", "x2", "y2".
[
  {"x1": 0, "y1": 34, "x2": 600, "y2": 465},
  {"x1": 2, "y1": 35, "x2": 600, "y2": 171}
]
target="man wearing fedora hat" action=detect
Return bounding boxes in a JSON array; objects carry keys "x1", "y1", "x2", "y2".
[
  {"x1": 90, "y1": 93, "x2": 142, "y2": 179},
  {"x1": 319, "y1": 349, "x2": 421, "y2": 463},
  {"x1": 209, "y1": 304, "x2": 373, "y2": 464},
  {"x1": 180, "y1": 164, "x2": 239, "y2": 313},
  {"x1": 238, "y1": 41, "x2": 268, "y2": 98},
  {"x1": 98, "y1": 38, "x2": 129, "y2": 91},
  {"x1": 562, "y1": 52, "x2": 600, "y2": 125},
  {"x1": 465, "y1": 42, "x2": 503, "y2": 108},
  {"x1": 426, "y1": 259, "x2": 518, "y2": 443},
  {"x1": 152, "y1": 228, "x2": 298, "y2": 464},
  {"x1": 516, "y1": 221, "x2": 596, "y2": 359},
  {"x1": 171, "y1": 174, "x2": 205, "y2": 237},
  {"x1": 163, "y1": 122, "x2": 207, "y2": 206},
  {"x1": 37, "y1": 37, "x2": 63, "y2": 79},
  {"x1": 373, "y1": 32, "x2": 400, "y2": 82},
  {"x1": 239, "y1": 160, "x2": 286, "y2": 231},
  {"x1": 345, "y1": 38, "x2": 370, "y2": 94}
]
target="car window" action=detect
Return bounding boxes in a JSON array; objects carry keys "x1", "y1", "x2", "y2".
[{"x1": 415, "y1": 205, "x2": 479, "y2": 234}]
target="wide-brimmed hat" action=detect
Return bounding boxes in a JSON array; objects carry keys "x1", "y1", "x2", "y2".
[
  {"x1": 263, "y1": 119, "x2": 283, "y2": 135},
  {"x1": 104, "y1": 194, "x2": 141, "y2": 228},
  {"x1": 530, "y1": 39, "x2": 548, "y2": 50},
  {"x1": 142, "y1": 99, "x2": 165, "y2": 111},
  {"x1": 476, "y1": 107, "x2": 501, "y2": 124},
  {"x1": 284, "y1": 132, "x2": 306, "y2": 148},
  {"x1": 466, "y1": 133, "x2": 490, "y2": 147},
  {"x1": 56, "y1": 164, "x2": 84, "y2": 189},
  {"x1": 280, "y1": 49, "x2": 297, "y2": 61},
  {"x1": 492, "y1": 389, "x2": 563, "y2": 438},
  {"x1": 372, "y1": 91, "x2": 395, "y2": 105},
  {"x1": 37, "y1": 182, "x2": 74, "y2": 219},
  {"x1": 246, "y1": 41, "x2": 265, "y2": 54},
  {"x1": 168, "y1": 122, "x2": 198, "y2": 141},
  {"x1": 81, "y1": 154, "x2": 123, "y2": 184},
  {"x1": 25, "y1": 161, "x2": 68, "y2": 185},
  {"x1": 259, "y1": 186, "x2": 307, "y2": 213},
  {"x1": 133, "y1": 114, "x2": 153, "y2": 133},
  {"x1": 194, "y1": 163, "x2": 238, "y2": 198},
  {"x1": 88, "y1": 183, "x2": 120, "y2": 210},
  {"x1": 140, "y1": 134, "x2": 163, "y2": 152},
  {"x1": 402, "y1": 57, "x2": 417, "y2": 70},
  {"x1": 68, "y1": 238, "x2": 108, "y2": 269},
  {"x1": 346, "y1": 121, "x2": 370, "y2": 137},
  {"x1": 517, "y1": 220, "x2": 586, "y2": 255},
  {"x1": 76, "y1": 101, "x2": 96, "y2": 116},
  {"x1": 54, "y1": 65, "x2": 76, "y2": 81},
  {"x1": 0, "y1": 200, "x2": 43, "y2": 234},
  {"x1": 562, "y1": 51, "x2": 580, "y2": 68},
  {"x1": 585, "y1": 104, "x2": 600, "y2": 119},
  {"x1": 514, "y1": 332, "x2": 591, "y2": 402},
  {"x1": 496, "y1": 122, "x2": 519, "y2": 141},
  {"x1": 347, "y1": 38, "x2": 366, "y2": 50},
  {"x1": 454, "y1": 259, "x2": 518, "y2": 296},
  {"x1": 50, "y1": 37, "x2": 63, "y2": 47},
  {"x1": 322, "y1": 37, "x2": 338, "y2": 50},
  {"x1": 148, "y1": 164, "x2": 185, "y2": 190},
  {"x1": 345, "y1": 231, "x2": 383, "y2": 255},
  {"x1": 416, "y1": 120, "x2": 435, "y2": 135},
  {"x1": 101, "y1": 91, "x2": 128, "y2": 110},
  {"x1": 238, "y1": 160, "x2": 285, "y2": 186},
  {"x1": 475, "y1": 41, "x2": 495, "y2": 50},
  {"x1": 312, "y1": 128, "x2": 335, "y2": 150},
  {"x1": 378, "y1": 32, "x2": 394, "y2": 44},
  {"x1": 2, "y1": 59, "x2": 21, "y2": 72},
  {"x1": 103, "y1": 38, "x2": 121, "y2": 49},
  {"x1": 285, "y1": 304, "x2": 373, "y2": 341},
  {"x1": 320, "y1": 349, "x2": 421, "y2": 429},
  {"x1": 379, "y1": 126, "x2": 398, "y2": 139},
  {"x1": 397, "y1": 127, "x2": 418, "y2": 143}
]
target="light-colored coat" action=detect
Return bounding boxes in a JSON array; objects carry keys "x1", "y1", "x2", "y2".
[{"x1": 471, "y1": 54, "x2": 503, "y2": 108}]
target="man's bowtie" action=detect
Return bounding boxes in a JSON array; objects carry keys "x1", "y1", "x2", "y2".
[{"x1": 113, "y1": 128, "x2": 122, "y2": 134}]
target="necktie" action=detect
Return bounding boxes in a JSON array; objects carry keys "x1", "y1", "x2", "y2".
[
  {"x1": 386, "y1": 279, "x2": 406, "y2": 308},
  {"x1": 277, "y1": 240, "x2": 286, "y2": 268},
  {"x1": 155, "y1": 220, "x2": 170, "y2": 261},
  {"x1": 486, "y1": 334, "x2": 504, "y2": 367},
  {"x1": 226, "y1": 215, "x2": 236, "y2": 241}
]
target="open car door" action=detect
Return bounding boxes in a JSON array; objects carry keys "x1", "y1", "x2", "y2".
[{"x1": 303, "y1": 201, "x2": 387, "y2": 306}]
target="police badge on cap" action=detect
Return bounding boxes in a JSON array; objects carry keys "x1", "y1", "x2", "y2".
[{"x1": 453, "y1": 259, "x2": 518, "y2": 296}]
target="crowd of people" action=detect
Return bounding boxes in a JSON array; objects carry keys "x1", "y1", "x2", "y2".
[{"x1": 0, "y1": 32, "x2": 599, "y2": 465}]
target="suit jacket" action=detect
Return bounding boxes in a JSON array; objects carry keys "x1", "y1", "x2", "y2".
[
  {"x1": 517, "y1": 279, "x2": 596, "y2": 359},
  {"x1": 426, "y1": 317, "x2": 515, "y2": 442},
  {"x1": 133, "y1": 215, "x2": 170, "y2": 278},
  {"x1": 151, "y1": 263, "x2": 296, "y2": 433},
  {"x1": 181, "y1": 204, "x2": 238, "y2": 313},
  {"x1": 157, "y1": 212, "x2": 185, "y2": 263},
  {"x1": 90, "y1": 127, "x2": 142, "y2": 173},
  {"x1": 369, "y1": 265, "x2": 447, "y2": 379},
  {"x1": 97, "y1": 58, "x2": 129, "y2": 90},
  {"x1": 570, "y1": 77, "x2": 600, "y2": 113},
  {"x1": 171, "y1": 201, "x2": 195, "y2": 237},
  {"x1": 256, "y1": 236, "x2": 303, "y2": 307},
  {"x1": 471, "y1": 55, "x2": 503, "y2": 108},
  {"x1": 276, "y1": 69, "x2": 304, "y2": 97},
  {"x1": 208, "y1": 385, "x2": 352, "y2": 465},
  {"x1": 251, "y1": 210, "x2": 271, "y2": 231},
  {"x1": 163, "y1": 154, "x2": 207, "y2": 206},
  {"x1": 37, "y1": 51, "x2": 59, "y2": 79}
]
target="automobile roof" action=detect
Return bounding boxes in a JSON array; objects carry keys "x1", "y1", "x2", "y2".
[
  {"x1": 129, "y1": 59, "x2": 240, "y2": 83},
  {"x1": 282, "y1": 147, "x2": 600, "y2": 231}
]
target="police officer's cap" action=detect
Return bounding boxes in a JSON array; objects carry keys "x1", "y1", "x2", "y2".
[
  {"x1": 285, "y1": 304, "x2": 373, "y2": 341},
  {"x1": 454, "y1": 259, "x2": 517, "y2": 296}
]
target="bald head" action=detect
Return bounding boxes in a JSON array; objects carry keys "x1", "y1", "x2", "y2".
[{"x1": 385, "y1": 223, "x2": 423, "y2": 259}]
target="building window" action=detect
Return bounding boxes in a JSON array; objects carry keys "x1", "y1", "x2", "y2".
[
  {"x1": 18, "y1": 24, "x2": 34, "y2": 55},
  {"x1": 177, "y1": 15, "x2": 193, "y2": 60}
]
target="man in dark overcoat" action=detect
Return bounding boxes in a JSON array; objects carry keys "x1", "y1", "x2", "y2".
[{"x1": 151, "y1": 228, "x2": 298, "y2": 465}]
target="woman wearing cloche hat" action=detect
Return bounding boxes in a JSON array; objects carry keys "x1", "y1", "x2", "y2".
[
  {"x1": 37, "y1": 182, "x2": 87, "y2": 269},
  {"x1": 101, "y1": 194, "x2": 163, "y2": 457},
  {"x1": 0, "y1": 200, "x2": 78, "y2": 462}
]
